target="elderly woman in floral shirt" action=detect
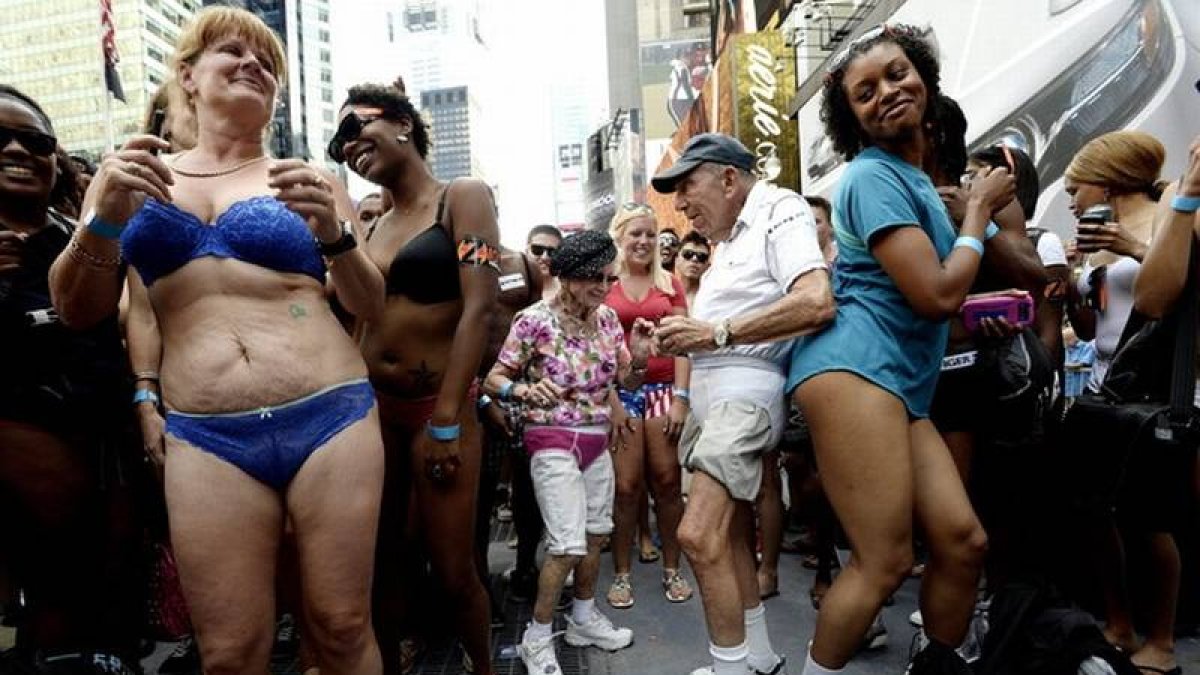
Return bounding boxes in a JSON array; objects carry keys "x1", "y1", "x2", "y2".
[{"x1": 485, "y1": 230, "x2": 653, "y2": 675}]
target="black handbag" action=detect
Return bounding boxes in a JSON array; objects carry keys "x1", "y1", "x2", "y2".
[{"x1": 1061, "y1": 243, "x2": 1200, "y2": 520}]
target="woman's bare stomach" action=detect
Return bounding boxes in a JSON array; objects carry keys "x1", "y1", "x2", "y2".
[
  {"x1": 360, "y1": 297, "x2": 462, "y2": 400},
  {"x1": 151, "y1": 261, "x2": 367, "y2": 413}
]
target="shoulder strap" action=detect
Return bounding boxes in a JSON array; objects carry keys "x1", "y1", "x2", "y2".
[
  {"x1": 1169, "y1": 239, "x2": 1198, "y2": 418},
  {"x1": 434, "y1": 181, "x2": 453, "y2": 229}
]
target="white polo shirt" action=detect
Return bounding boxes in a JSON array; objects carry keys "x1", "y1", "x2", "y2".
[{"x1": 692, "y1": 180, "x2": 826, "y2": 370}]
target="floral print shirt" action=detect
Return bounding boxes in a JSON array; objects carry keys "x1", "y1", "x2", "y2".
[{"x1": 496, "y1": 300, "x2": 629, "y2": 427}]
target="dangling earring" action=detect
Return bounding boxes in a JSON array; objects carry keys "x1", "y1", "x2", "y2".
[{"x1": 396, "y1": 133, "x2": 409, "y2": 144}]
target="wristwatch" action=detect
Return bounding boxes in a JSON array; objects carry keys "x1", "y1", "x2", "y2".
[
  {"x1": 713, "y1": 319, "x2": 734, "y2": 348},
  {"x1": 317, "y1": 220, "x2": 357, "y2": 257}
]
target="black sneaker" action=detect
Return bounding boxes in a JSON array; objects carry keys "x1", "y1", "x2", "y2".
[
  {"x1": 506, "y1": 566, "x2": 538, "y2": 605},
  {"x1": 158, "y1": 636, "x2": 200, "y2": 675}
]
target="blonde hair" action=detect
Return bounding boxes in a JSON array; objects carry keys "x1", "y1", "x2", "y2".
[
  {"x1": 1065, "y1": 130, "x2": 1168, "y2": 199},
  {"x1": 166, "y1": 6, "x2": 288, "y2": 138},
  {"x1": 609, "y1": 203, "x2": 676, "y2": 296}
]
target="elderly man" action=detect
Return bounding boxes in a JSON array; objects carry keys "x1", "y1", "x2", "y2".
[{"x1": 654, "y1": 134, "x2": 834, "y2": 675}]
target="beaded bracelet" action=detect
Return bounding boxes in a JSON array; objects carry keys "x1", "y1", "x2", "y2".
[{"x1": 68, "y1": 237, "x2": 121, "y2": 269}]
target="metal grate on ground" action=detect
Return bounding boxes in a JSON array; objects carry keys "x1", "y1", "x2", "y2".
[{"x1": 405, "y1": 515, "x2": 589, "y2": 674}]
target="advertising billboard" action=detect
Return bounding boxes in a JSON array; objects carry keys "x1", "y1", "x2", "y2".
[{"x1": 731, "y1": 30, "x2": 799, "y2": 190}]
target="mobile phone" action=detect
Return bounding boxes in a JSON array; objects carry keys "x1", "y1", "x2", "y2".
[
  {"x1": 961, "y1": 293, "x2": 1035, "y2": 332},
  {"x1": 1078, "y1": 203, "x2": 1113, "y2": 226},
  {"x1": 148, "y1": 109, "x2": 167, "y2": 155}
]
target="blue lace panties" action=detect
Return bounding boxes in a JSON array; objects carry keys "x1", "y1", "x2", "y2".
[{"x1": 165, "y1": 378, "x2": 375, "y2": 489}]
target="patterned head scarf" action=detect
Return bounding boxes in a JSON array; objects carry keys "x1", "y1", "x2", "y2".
[{"x1": 549, "y1": 230, "x2": 617, "y2": 280}]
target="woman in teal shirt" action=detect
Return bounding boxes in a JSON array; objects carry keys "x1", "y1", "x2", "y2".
[{"x1": 788, "y1": 25, "x2": 1015, "y2": 675}]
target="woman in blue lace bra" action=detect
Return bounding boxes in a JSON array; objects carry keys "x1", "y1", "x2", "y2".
[
  {"x1": 49, "y1": 7, "x2": 387, "y2": 674},
  {"x1": 329, "y1": 81, "x2": 501, "y2": 675}
]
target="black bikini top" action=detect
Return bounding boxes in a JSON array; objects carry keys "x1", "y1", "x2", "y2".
[{"x1": 373, "y1": 186, "x2": 460, "y2": 305}]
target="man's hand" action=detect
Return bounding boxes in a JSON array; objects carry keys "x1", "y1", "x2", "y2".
[{"x1": 656, "y1": 315, "x2": 718, "y2": 356}]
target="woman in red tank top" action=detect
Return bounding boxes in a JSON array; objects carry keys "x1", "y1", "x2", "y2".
[{"x1": 603, "y1": 202, "x2": 694, "y2": 608}]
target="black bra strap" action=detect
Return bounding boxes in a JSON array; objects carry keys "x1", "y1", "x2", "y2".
[{"x1": 434, "y1": 180, "x2": 454, "y2": 227}]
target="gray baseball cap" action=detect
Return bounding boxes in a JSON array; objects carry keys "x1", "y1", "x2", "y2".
[{"x1": 651, "y1": 133, "x2": 755, "y2": 193}]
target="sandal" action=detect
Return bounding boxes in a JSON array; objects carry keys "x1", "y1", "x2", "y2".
[
  {"x1": 638, "y1": 546, "x2": 660, "y2": 563},
  {"x1": 607, "y1": 573, "x2": 634, "y2": 609},
  {"x1": 398, "y1": 637, "x2": 424, "y2": 675},
  {"x1": 663, "y1": 569, "x2": 693, "y2": 603}
]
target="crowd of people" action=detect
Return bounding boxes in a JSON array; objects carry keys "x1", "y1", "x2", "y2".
[{"x1": 2, "y1": 7, "x2": 1200, "y2": 675}]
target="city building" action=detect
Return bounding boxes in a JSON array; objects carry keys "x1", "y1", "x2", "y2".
[
  {"x1": 420, "y1": 85, "x2": 479, "y2": 181},
  {"x1": 0, "y1": 0, "x2": 199, "y2": 157},
  {"x1": 207, "y1": 0, "x2": 336, "y2": 164}
]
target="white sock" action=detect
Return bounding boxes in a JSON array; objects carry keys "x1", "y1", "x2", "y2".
[
  {"x1": 802, "y1": 649, "x2": 843, "y2": 675},
  {"x1": 571, "y1": 597, "x2": 595, "y2": 625},
  {"x1": 710, "y1": 642, "x2": 749, "y2": 675},
  {"x1": 524, "y1": 618, "x2": 553, "y2": 643},
  {"x1": 743, "y1": 604, "x2": 780, "y2": 672}
]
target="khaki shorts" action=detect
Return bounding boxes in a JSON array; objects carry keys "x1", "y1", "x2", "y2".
[{"x1": 679, "y1": 399, "x2": 774, "y2": 501}]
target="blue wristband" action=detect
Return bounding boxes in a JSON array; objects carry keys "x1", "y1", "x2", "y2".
[
  {"x1": 954, "y1": 236, "x2": 984, "y2": 256},
  {"x1": 87, "y1": 214, "x2": 126, "y2": 240},
  {"x1": 499, "y1": 381, "x2": 514, "y2": 400},
  {"x1": 133, "y1": 389, "x2": 159, "y2": 406},
  {"x1": 427, "y1": 422, "x2": 461, "y2": 441},
  {"x1": 672, "y1": 387, "x2": 690, "y2": 400},
  {"x1": 985, "y1": 222, "x2": 1000, "y2": 240},
  {"x1": 1171, "y1": 194, "x2": 1200, "y2": 214}
]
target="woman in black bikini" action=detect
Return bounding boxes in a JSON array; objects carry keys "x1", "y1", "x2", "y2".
[{"x1": 331, "y1": 82, "x2": 500, "y2": 675}]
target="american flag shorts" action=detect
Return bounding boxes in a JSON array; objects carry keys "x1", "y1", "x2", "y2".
[{"x1": 617, "y1": 382, "x2": 674, "y2": 419}]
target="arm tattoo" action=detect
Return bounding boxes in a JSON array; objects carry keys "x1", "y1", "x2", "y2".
[{"x1": 457, "y1": 235, "x2": 501, "y2": 272}]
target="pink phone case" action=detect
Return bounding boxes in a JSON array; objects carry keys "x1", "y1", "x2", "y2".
[{"x1": 961, "y1": 294, "x2": 1035, "y2": 332}]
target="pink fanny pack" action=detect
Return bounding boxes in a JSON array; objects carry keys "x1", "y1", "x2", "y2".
[{"x1": 524, "y1": 426, "x2": 609, "y2": 470}]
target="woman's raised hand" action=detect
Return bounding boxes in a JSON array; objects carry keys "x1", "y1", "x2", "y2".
[
  {"x1": 269, "y1": 159, "x2": 341, "y2": 243},
  {"x1": 91, "y1": 135, "x2": 173, "y2": 224}
]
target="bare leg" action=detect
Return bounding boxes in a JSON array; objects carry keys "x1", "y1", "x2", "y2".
[
  {"x1": 287, "y1": 410, "x2": 385, "y2": 675},
  {"x1": 574, "y1": 535, "x2": 607, "y2": 602},
  {"x1": 165, "y1": 438, "x2": 282, "y2": 675},
  {"x1": 796, "y1": 373, "x2": 917, "y2": 668},
  {"x1": 677, "y1": 471, "x2": 743, "y2": 646},
  {"x1": 644, "y1": 416, "x2": 686, "y2": 572},
  {"x1": 611, "y1": 421, "x2": 646, "y2": 576},
  {"x1": 755, "y1": 450, "x2": 782, "y2": 599},
  {"x1": 1130, "y1": 532, "x2": 1180, "y2": 672},
  {"x1": 909, "y1": 420, "x2": 988, "y2": 648},
  {"x1": 532, "y1": 555, "x2": 579, "y2": 625}
]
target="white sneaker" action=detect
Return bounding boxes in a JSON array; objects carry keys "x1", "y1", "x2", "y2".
[
  {"x1": 859, "y1": 613, "x2": 888, "y2": 651},
  {"x1": 564, "y1": 609, "x2": 633, "y2": 651},
  {"x1": 909, "y1": 609, "x2": 924, "y2": 627},
  {"x1": 518, "y1": 631, "x2": 562, "y2": 675}
]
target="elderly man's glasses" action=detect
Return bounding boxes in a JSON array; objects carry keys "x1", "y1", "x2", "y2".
[
  {"x1": 529, "y1": 244, "x2": 557, "y2": 257},
  {"x1": 0, "y1": 125, "x2": 56, "y2": 157},
  {"x1": 680, "y1": 250, "x2": 709, "y2": 263},
  {"x1": 327, "y1": 110, "x2": 383, "y2": 164}
]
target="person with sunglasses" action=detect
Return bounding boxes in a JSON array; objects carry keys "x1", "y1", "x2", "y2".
[
  {"x1": 50, "y1": 7, "x2": 388, "y2": 673},
  {"x1": 652, "y1": 132, "x2": 833, "y2": 675},
  {"x1": 603, "y1": 202, "x2": 694, "y2": 610},
  {"x1": 676, "y1": 230, "x2": 711, "y2": 308},
  {"x1": 526, "y1": 223, "x2": 563, "y2": 301},
  {"x1": 659, "y1": 227, "x2": 681, "y2": 273},
  {"x1": 485, "y1": 230, "x2": 649, "y2": 675},
  {"x1": 331, "y1": 81, "x2": 500, "y2": 674},
  {"x1": 784, "y1": 25, "x2": 1017, "y2": 675},
  {"x1": 0, "y1": 84, "x2": 146, "y2": 674}
]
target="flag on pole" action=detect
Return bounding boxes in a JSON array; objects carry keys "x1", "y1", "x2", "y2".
[{"x1": 100, "y1": 0, "x2": 126, "y2": 102}]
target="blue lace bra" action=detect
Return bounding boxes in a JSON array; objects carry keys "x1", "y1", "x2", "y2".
[{"x1": 120, "y1": 196, "x2": 326, "y2": 286}]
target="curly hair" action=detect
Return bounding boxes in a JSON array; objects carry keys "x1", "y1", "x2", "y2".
[
  {"x1": 819, "y1": 25, "x2": 942, "y2": 161},
  {"x1": 341, "y1": 83, "x2": 431, "y2": 159}
]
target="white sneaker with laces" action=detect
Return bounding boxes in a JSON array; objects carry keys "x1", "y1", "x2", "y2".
[
  {"x1": 564, "y1": 609, "x2": 633, "y2": 651},
  {"x1": 518, "y1": 632, "x2": 562, "y2": 675}
]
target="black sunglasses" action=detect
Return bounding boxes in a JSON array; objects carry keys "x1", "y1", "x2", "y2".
[
  {"x1": 529, "y1": 244, "x2": 558, "y2": 257},
  {"x1": 0, "y1": 125, "x2": 57, "y2": 157},
  {"x1": 680, "y1": 250, "x2": 710, "y2": 263},
  {"x1": 327, "y1": 112, "x2": 382, "y2": 164}
]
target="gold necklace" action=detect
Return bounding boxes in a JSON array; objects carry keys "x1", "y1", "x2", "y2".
[{"x1": 171, "y1": 153, "x2": 269, "y2": 178}]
